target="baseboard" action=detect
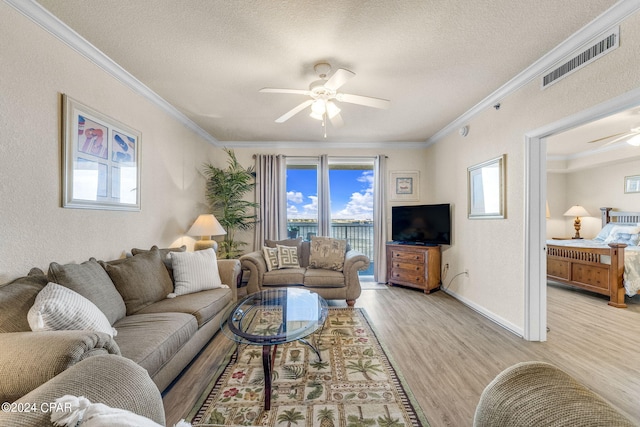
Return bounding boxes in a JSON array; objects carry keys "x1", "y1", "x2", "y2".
[{"x1": 442, "y1": 288, "x2": 524, "y2": 338}]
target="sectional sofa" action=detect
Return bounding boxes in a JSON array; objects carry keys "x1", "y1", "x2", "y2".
[{"x1": 0, "y1": 246, "x2": 240, "y2": 426}]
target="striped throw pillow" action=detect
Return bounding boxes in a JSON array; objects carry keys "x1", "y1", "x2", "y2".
[
  {"x1": 28, "y1": 282, "x2": 117, "y2": 337},
  {"x1": 169, "y1": 248, "x2": 228, "y2": 297}
]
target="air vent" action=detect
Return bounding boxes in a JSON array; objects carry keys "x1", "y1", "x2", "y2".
[{"x1": 541, "y1": 27, "x2": 619, "y2": 89}]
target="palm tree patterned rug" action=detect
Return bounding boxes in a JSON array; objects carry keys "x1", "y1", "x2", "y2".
[{"x1": 187, "y1": 307, "x2": 429, "y2": 426}]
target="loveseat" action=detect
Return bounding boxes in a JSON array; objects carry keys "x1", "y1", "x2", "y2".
[
  {"x1": 474, "y1": 361, "x2": 634, "y2": 426},
  {"x1": 0, "y1": 246, "x2": 241, "y2": 427},
  {"x1": 239, "y1": 237, "x2": 370, "y2": 306}
]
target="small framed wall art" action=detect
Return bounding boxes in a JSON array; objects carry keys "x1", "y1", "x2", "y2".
[
  {"x1": 390, "y1": 171, "x2": 419, "y2": 201},
  {"x1": 62, "y1": 94, "x2": 141, "y2": 211},
  {"x1": 624, "y1": 175, "x2": 640, "y2": 193}
]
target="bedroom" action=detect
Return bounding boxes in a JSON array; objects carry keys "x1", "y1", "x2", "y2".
[{"x1": 546, "y1": 106, "x2": 640, "y2": 310}]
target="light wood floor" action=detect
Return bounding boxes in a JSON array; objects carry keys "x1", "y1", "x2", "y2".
[{"x1": 162, "y1": 284, "x2": 640, "y2": 426}]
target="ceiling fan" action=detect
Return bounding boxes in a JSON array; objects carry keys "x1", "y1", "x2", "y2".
[
  {"x1": 587, "y1": 126, "x2": 640, "y2": 147},
  {"x1": 259, "y1": 62, "x2": 390, "y2": 136}
]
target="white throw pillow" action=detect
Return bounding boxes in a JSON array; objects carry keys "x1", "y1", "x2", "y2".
[
  {"x1": 168, "y1": 248, "x2": 228, "y2": 297},
  {"x1": 28, "y1": 282, "x2": 117, "y2": 338},
  {"x1": 262, "y1": 246, "x2": 280, "y2": 271},
  {"x1": 277, "y1": 244, "x2": 300, "y2": 269}
]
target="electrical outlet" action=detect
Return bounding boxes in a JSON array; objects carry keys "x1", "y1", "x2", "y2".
[{"x1": 445, "y1": 263, "x2": 449, "y2": 269}]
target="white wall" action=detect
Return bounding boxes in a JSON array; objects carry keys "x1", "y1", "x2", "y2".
[
  {"x1": 551, "y1": 159, "x2": 640, "y2": 238},
  {"x1": 0, "y1": 3, "x2": 225, "y2": 282},
  {"x1": 425, "y1": 11, "x2": 640, "y2": 333}
]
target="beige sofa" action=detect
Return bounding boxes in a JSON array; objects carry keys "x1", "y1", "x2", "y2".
[
  {"x1": 0, "y1": 246, "x2": 240, "y2": 426},
  {"x1": 240, "y1": 237, "x2": 370, "y2": 306},
  {"x1": 474, "y1": 361, "x2": 634, "y2": 426}
]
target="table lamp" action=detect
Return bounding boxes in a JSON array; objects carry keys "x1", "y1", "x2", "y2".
[
  {"x1": 187, "y1": 214, "x2": 226, "y2": 251},
  {"x1": 563, "y1": 205, "x2": 590, "y2": 239}
]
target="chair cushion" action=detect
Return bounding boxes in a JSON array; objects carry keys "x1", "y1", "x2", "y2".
[
  {"x1": 308, "y1": 236, "x2": 347, "y2": 271},
  {"x1": 263, "y1": 268, "x2": 305, "y2": 286},
  {"x1": 48, "y1": 259, "x2": 126, "y2": 325},
  {"x1": 100, "y1": 247, "x2": 173, "y2": 315},
  {"x1": 27, "y1": 282, "x2": 117, "y2": 337},
  {"x1": 136, "y1": 287, "x2": 232, "y2": 328},
  {"x1": 303, "y1": 268, "x2": 346, "y2": 288},
  {"x1": 113, "y1": 312, "x2": 197, "y2": 378},
  {"x1": 0, "y1": 269, "x2": 48, "y2": 332}
]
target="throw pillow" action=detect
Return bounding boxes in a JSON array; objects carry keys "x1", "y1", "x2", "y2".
[
  {"x1": 277, "y1": 244, "x2": 300, "y2": 268},
  {"x1": 28, "y1": 282, "x2": 117, "y2": 338},
  {"x1": 48, "y1": 259, "x2": 126, "y2": 325},
  {"x1": 0, "y1": 269, "x2": 48, "y2": 333},
  {"x1": 99, "y1": 247, "x2": 174, "y2": 315},
  {"x1": 308, "y1": 236, "x2": 347, "y2": 271},
  {"x1": 131, "y1": 245, "x2": 187, "y2": 281},
  {"x1": 262, "y1": 246, "x2": 280, "y2": 271},
  {"x1": 168, "y1": 248, "x2": 228, "y2": 297}
]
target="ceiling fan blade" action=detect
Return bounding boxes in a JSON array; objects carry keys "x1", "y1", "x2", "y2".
[
  {"x1": 329, "y1": 112, "x2": 344, "y2": 127},
  {"x1": 275, "y1": 99, "x2": 313, "y2": 123},
  {"x1": 324, "y1": 68, "x2": 355, "y2": 91},
  {"x1": 260, "y1": 88, "x2": 311, "y2": 96},
  {"x1": 586, "y1": 131, "x2": 629, "y2": 143},
  {"x1": 600, "y1": 132, "x2": 638, "y2": 147},
  {"x1": 337, "y1": 93, "x2": 391, "y2": 109}
]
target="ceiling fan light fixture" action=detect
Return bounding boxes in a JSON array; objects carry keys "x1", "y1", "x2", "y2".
[
  {"x1": 326, "y1": 101, "x2": 340, "y2": 119},
  {"x1": 627, "y1": 134, "x2": 640, "y2": 146}
]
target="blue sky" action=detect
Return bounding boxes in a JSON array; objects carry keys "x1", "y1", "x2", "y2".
[{"x1": 286, "y1": 169, "x2": 374, "y2": 220}]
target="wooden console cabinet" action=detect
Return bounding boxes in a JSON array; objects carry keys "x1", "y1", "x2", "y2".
[{"x1": 386, "y1": 243, "x2": 441, "y2": 293}]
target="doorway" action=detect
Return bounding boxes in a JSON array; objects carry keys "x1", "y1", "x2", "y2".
[{"x1": 524, "y1": 87, "x2": 640, "y2": 341}]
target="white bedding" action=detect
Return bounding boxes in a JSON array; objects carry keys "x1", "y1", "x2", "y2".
[{"x1": 546, "y1": 239, "x2": 640, "y2": 296}]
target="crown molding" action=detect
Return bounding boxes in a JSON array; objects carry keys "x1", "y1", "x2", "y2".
[
  {"x1": 221, "y1": 140, "x2": 428, "y2": 149},
  {"x1": 425, "y1": 0, "x2": 640, "y2": 147},
  {"x1": 4, "y1": 0, "x2": 220, "y2": 146}
]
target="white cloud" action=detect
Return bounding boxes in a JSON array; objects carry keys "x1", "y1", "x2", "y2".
[{"x1": 287, "y1": 191, "x2": 303, "y2": 204}]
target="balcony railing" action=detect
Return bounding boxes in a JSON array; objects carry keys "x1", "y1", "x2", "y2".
[{"x1": 287, "y1": 221, "x2": 374, "y2": 259}]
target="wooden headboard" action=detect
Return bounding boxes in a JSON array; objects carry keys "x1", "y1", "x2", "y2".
[{"x1": 600, "y1": 207, "x2": 640, "y2": 227}]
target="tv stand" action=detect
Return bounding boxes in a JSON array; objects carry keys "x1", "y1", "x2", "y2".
[{"x1": 386, "y1": 243, "x2": 441, "y2": 293}]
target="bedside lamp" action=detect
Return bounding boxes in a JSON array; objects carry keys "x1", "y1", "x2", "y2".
[
  {"x1": 563, "y1": 205, "x2": 590, "y2": 239},
  {"x1": 187, "y1": 214, "x2": 226, "y2": 251}
]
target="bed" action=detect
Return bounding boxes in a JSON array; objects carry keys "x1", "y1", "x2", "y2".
[{"x1": 546, "y1": 207, "x2": 640, "y2": 308}]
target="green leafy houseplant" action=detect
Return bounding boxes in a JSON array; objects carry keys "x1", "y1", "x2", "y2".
[{"x1": 203, "y1": 148, "x2": 258, "y2": 258}]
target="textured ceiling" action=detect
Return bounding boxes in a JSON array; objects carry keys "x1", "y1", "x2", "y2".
[{"x1": 36, "y1": 0, "x2": 619, "y2": 144}]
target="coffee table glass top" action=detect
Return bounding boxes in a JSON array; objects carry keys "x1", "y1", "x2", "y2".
[{"x1": 221, "y1": 288, "x2": 328, "y2": 345}]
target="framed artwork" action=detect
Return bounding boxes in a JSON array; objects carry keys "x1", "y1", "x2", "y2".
[
  {"x1": 624, "y1": 175, "x2": 640, "y2": 193},
  {"x1": 390, "y1": 171, "x2": 419, "y2": 201},
  {"x1": 468, "y1": 154, "x2": 506, "y2": 219},
  {"x1": 62, "y1": 95, "x2": 141, "y2": 211}
]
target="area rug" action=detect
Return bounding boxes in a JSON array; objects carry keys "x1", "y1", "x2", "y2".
[{"x1": 187, "y1": 307, "x2": 429, "y2": 426}]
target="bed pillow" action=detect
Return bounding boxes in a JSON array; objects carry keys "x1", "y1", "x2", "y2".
[
  {"x1": 603, "y1": 225, "x2": 640, "y2": 244},
  {"x1": 277, "y1": 244, "x2": 300, "y2": 269},
  {"x1": 168, "y1": 248, "x2": 227, "y2": 297},
  {"x1": 28, "y1": 282, "x2": 117, "y2": 338},
  {"x1": 594, "y1": 223, "x2": 640, "y2": 242},
  {"x1": 262, "y1": 246, "x2": 280, "y2": 271}
]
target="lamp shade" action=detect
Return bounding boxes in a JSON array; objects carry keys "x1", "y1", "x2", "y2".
[
  {"x1": 187, "y1": 214, "x2": 226, "y2": 237},
  {"x1": 563, "y1": 205, "x2": 590, "y2": 218}
]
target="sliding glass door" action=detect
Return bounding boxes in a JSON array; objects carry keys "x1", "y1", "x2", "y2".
[{"x1": 286, "y1": 157, "x2": 375, "y2": 275}]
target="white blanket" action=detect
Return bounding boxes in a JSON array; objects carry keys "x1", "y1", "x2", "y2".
[{"x1": 547, "y1": 240, "x2": 640, "y2": 296}]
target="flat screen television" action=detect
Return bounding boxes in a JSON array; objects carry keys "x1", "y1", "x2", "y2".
[{"x1": 391, "y1": 203, "x2": 451, "y2": 245}]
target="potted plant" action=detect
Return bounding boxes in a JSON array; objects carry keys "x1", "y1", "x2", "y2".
[{"x1": 202, "y1": 148, "x2": 258, "y2": 258}]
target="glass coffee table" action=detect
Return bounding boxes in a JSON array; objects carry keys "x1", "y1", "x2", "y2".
[{"x1": 220, "y1": 288, "x2": 328, "y2": 410}]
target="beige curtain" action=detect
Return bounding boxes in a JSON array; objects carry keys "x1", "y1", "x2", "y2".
[
  {"x1": 318, "y1": 154, "x2": 331, "y2": 236},
  {"x1": 373, "y1": 155, "x2": 387, "y2": 283},
  {"x1": 253, "y1": 154, "x2": 287, "y2": 249}
]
